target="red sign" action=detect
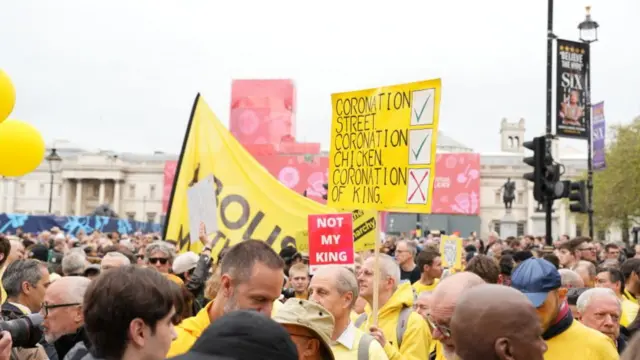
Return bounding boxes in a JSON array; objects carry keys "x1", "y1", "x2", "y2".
[
  {"x1": 162, "y1": 161, "x2": 178, "y2": 213},
  {"x1": 308, "y1": 213, "x2": 354, "y2": 272},
  {"x1": 431, "y1": 153, "x2": 481, "y2": 215}
]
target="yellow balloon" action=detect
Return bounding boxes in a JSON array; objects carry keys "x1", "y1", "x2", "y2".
[
  {"x1": 0, "y1": 70, "x2": 16, "y2": 124},
  {"x1": 0, "y1": 119, "x2": 45, "y2": 177}
]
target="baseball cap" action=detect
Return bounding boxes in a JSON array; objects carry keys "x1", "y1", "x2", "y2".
[
  {"x1": 272, "y1": 299, "x2": 335, "y2": 360},
  {"x1": 172, "y1": 252, "x2": 199, "y2": 274},
  {"x1": 169, "y1": 310, "x2": 298, "y2": 360},
  {"x1": 511, "y1": 258, "x2": 562, "y2": 307}
]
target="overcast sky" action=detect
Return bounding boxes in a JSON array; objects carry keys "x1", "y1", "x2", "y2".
[{"x1": 1, "y1": 0, "x2": 638, "y2": 155}]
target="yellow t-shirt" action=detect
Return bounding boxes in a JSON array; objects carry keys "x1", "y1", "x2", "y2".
[
  {"x1": 620, "y1": 298, "x2": 639, "y2": 327},
  {"x1": 0, "y1": 266, "x2": 6, "y2": 302},
  {"x1": 544, "y1": 320, "x2": 618, "y2": 360},
  {"x1": 412, "y1": 278, "x2": 440, "y2": 294},
  {"x1": 331, "y1": 324, "x2": 388, "y2": 360}
]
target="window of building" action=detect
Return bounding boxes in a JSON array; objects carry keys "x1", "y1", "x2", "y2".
[
  {"x1": 517, "y1": 191, "x2": 524, "y2": 204},
  {"x1": 576, "y1": 224, "x2": 583, "y2": 237},
  {"x1": 517, "y1": 221, "x2": 526, "y2": 236},
  {"x1": 149, "y1": 185, "x2": 156, "y2": 199},
  {"x1": 39, "y1": 184, "x2": 45, "y2": 197},
  {"x1": 126, "y1": 212, "x2": 136, "y2": 221},
  {"x1": 514, "y1": 136, "x2": 520, "y2": 148},
  {"x1": 508, "y1": 136, "x2": 513, "y2": 148},
  {"x1": 146, "y1": 212, "x2": 156, "y2": 223},
  {"x1": 129, "y1": 185, "x2": 135, "y2": 198},
  {"x1": 18, "y1": 183, "x2": 26, "y2": 196},
  {"x1": 493, "y1": 220, "x2": 501, "y2": 235},
  {"x1": 597, "y1": 229, "x2": 606, "y2": 241},
  {"x1": 93, "y1": 184, "x2": 99, "y2": 198}
]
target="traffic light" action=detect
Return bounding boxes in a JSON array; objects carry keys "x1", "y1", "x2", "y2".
[
  {"x1": 523, "y1": 136, "x2": 547, "y2": 202},
  {"x1": 568, "y1": 180, "x2": 587, "y2": 213},
  {"x1": 322, "y1": 183, "x2": 328, "y2": 200}
]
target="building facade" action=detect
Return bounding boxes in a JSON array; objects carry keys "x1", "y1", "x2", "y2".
[{"x1": 0, "y1": 120, "x2": 611, "y2": 240}]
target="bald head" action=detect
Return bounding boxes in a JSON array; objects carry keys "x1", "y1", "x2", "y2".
[
  {"x1": 451, "y1": 284, "x2": 546, "y2": 360},
  {"x1": 559, "y1": 269, "x2": 585, "y2": 288},
  {"x1": 46, "y1": 276, "x2": 91, "y2": 304},
  {"x1": 430, "y1": 272, "x2": 485, "y2": 355},
  {"x1": 432, "y1": 271, "x2": 485, "y2": 302}
]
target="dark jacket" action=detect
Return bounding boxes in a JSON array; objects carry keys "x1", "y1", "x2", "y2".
[
  {"x1": 617, "y1": 326, "x2": 630, "y2": 354},
  {"x1": 1, "y1": 302, "x2": 57, "y2": 360},
  {"x1": 54, "y1": 326, "x2": 89, "y2": 360},
  {"x1": 184, "y1": 253, "x2": 212, "y2": 314}
]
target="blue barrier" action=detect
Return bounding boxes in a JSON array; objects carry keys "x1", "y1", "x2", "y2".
[{"x1": 0, "y1": 213, "x2": 161, "y2": 235}]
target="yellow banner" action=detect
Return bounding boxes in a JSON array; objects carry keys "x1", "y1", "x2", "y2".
[
  {"x1": 328, "y1": 79, "x2": 442, "y2": 212},
  {"x1": 163, "y1": 95, "x2": 376, "y2": 257}
]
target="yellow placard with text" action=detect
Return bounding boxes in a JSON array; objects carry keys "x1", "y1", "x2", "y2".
[
  {"x1": 439, "y1": 235, "x2": 463, "y2": 270},
  {"x1": 163, "y1": 95, "x2": 377, "y2": 258},
  {"x1": 328, "y1": 79, "x2": 441, "y2": 212}
]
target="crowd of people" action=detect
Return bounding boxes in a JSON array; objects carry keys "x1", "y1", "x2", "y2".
[{"x1": 0, "y1": 227, "x2": 639, "y2": 359}]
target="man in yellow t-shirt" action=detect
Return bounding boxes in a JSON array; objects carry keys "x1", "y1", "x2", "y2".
[
  {"x1": 512, "y1": 258, "x2": 618, "y2": 360},
  {"x1": 412, "y1": 248, "x2": 442, "y2": 294}
]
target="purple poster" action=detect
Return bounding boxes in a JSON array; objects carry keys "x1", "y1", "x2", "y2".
[{"x1": 591, "y1": 102, "x2": 606, "y2": 170}]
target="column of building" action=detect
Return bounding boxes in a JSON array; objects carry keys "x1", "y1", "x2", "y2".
[{"x1": 75, "y1": 179, "x2": 83, "y2": 216}]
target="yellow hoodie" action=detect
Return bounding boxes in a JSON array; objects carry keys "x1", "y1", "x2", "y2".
[
  {"x1": 166, "y1": 300, "x2": 285, "y2": 358},
  {"x1": 358, "y1": 282, "x2": 432, "y2": 360}
]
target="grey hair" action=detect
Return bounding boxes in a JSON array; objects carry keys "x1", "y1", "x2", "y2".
[
  {"x1": 145, "y1": 241, "x2": 176, "y2": 262},
  {"x1": 62, "y1": 252, "x2": 87, "y2": 276},
  {"x1": 102, "y1": 252, "x2": 131, "y2": 266},
  {"x1": 397, "y1": 240, "x2": 418, "y2": 256},
  {"x1": 559, "y1": 269, "x2": 585, "y2": 288},
  {"x1": 2, "y1": 260, "x2": 47, "y2": 299},
  {"x1": 378, "y1": 254, "x2": 401, "y2": 290},
  {"x1": 317, "y1": 266, "x2": 359, "y2": 307},
  {"x1": 577, "y1": 287, "x2": 620, "y2": 314},
  {"x1": 60, "y1": 276, "x2": 91, "y2": 303},
  {"x1": 418, "y1": 291, "x2": 433, "y2": 299}
]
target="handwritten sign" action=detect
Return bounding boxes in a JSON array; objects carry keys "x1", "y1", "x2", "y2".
[
  {"x1": 328, "y1": 79, "x2": 442, "y2": 212},
  {"x1": 308, "y1": 213, "x2": 354, "y2": 273}
]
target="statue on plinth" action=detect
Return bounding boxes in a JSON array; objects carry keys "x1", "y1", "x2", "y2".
[{"x1": 501, "y1": 178, "x2": 516, "y2": 210}]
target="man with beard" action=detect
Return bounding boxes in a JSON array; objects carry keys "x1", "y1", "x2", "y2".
[
  {"x1": 511, "y1": 258, "x2": 617, "y2": 360},
  {"x1": 428, "y1": 272, "x2": 485, "y2": 360},
  {"x1": 450, "y1": 284, "x2": 547, "y2": 360},
  {"x1": 167, "y1": 240, "x2": 285, "y2": 357}
]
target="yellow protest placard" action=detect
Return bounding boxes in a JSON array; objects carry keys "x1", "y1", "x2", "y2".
[
  {"x1": 439, "y1": 235, "x2": 463, "y2": 270},
  {"x1": 327, "y1": 79, "x2": 441, "y2": 212}
]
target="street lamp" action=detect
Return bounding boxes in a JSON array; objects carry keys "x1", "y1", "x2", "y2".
[
  {"x1": 578, "y1": 6, "x2": 599, "y2": 44},
  {"x1": 578, "y1": 6, "x2": 599, "y2": 240},
  {"x1": 46, "y1": 148, "x2": 62, "y2": 213}
]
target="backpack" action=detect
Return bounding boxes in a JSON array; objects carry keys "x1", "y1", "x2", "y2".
[
  {"x1": 353, "y1": 305, "x2": 412, "y2": 348},
  {"x1": 357, "y1": 333, "x2": 374, "y2": 360}
]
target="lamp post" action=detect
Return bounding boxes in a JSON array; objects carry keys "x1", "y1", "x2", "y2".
[
  {"x1": 578, "y1": 6, "x2": 599, "y2": 240},
  {"x1": 45, "y1": 148, "x2": 62, "y2": 213}
]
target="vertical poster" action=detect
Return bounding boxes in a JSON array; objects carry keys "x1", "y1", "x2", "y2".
[
  {"x1": 187, "y1": 175, "x2": 218, "y2": 244},
  {"x1": 556, "y1": 39, "x2": 590, "y2": 139},
  {"x1": 592, "y1": 102, "x2": 606, "y2": 171},
  {"x1": 328, "y1": 79, "x2": 442, "y2": 213}
]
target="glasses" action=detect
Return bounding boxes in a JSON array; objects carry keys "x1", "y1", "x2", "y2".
[
  {"x1": 148, "y1": 258, "x2": 169, "y2": 265},
  {"x1": 41, "y1": 302, "x2": 80, "y2": 317},
  {"x1": 426, "y1": 313, "x2": 452, "y2": 338}
]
